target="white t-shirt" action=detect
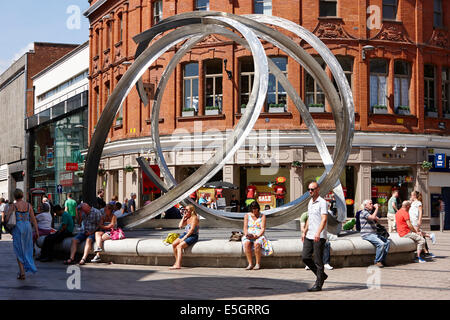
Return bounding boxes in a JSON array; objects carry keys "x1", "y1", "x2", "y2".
[
  {"x1": 306, "y1": 196, "x2": 328, "y2": 240},
  {"x1": 409, "y1": 200, "x2": 422, "y2": 226},
  {"x1": 36, "y1": 212, "x2": 53, "y2": 230}
]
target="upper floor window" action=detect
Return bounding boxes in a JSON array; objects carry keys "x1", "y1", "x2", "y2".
[
  {"x1": 183, "y1": 63, "x2": 199, "y2": 115},
  {"x1": 434, "y1": 0, "x2": 443, "y2": 28},
  {"x1": 106, "y1": 21, "x2": 112, "y2": 49},
  {"x1": 332, "y1": 56, "x2": 353, "y2": 97},
  {"x1": 240, "y1": 58, "x2": 255, "y2": 112},
  {"x1": 424, "y1": 64, "x2": 436, "y2": 115},
  {"x1": 394, "y1": 61, "x2": 411, "y2": 114},
  {"x1": 254, "y1": 0, "x2": 272, "y2": 15},
  {"x1": 442, "y1": 67, "x2": 450, "y2": 116},
  {"x1": 305, "y1": 56, "x2": 326, "y2": 111},
  {"x1": 94, "y1": 86, "x2": 100, "y2": 123},
  {"x1": 383, "y1": 0, "x2": 397, "y2": 20},
  {"x1": 319, "y1": 0, "x2": 337, "y2": 17},
  {"x1": 95, "y1": 29, "x2": 100, "y2": 56},
  {"x1": 118, "y1": 13, "x2": 123, "y2": 42},
  {"x1": 153, "y1": 0, "x2": 163, "y2": 24},
  {"x1": 370, "y1": 59, "x2": 388, "y2": 111},
  {"x1": 205, "y1": 59, "x2": 223, "y2": 114},
  {"x1": 268, "y1": 57, "x2": 287, "y2": 112},
  {"x1": 195, "y1": 0, "x2": 209, "y2": 11}
]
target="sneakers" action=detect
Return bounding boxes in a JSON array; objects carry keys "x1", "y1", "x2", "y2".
[
  {"x1": 305, "y1": 266, "x2": 310, "y2": 270},
  {"x1": 324, "y1": 264, "x2": 334, "y2": 270},
  {"x1": 91, "y1": 256, "x2": 101, "y2": 263},
  {"x1": 94, "y1": 247, "x2": 103, "y2": 253},
  {"x1": 430, "y1": 233, "x2": 436, "y2": 245},
  {"x1": 416, "y1": 257, "x2": 427, "y2": 263},
  {"x1": 425, "y1": 252, "x2": 436, "y2": 258}
]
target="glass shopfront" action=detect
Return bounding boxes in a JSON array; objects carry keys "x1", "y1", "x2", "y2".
[
  {"x1": 303, "y1": 165, "x2": 356, "y2": 217},
  {"x1": 30, "y1": 109, "x2": 88, "y2": 207},
  {"x1": 371, "y1": 166, "x2": 414, "y2": 217}
]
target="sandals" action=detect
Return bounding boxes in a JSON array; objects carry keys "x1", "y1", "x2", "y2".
[
  {"x1": 78, "y1": 259, "x2": 86, "y2": 265},
  {"x1": 63, "y1": 258, "x2": 75, "y2": 265},
  {"x1": 17, "y1": 273, "x2": 26, "y2": 280}
]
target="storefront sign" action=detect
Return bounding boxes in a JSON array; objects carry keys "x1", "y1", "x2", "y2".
[
  {"x1": 65, "y1": 163, "x2": 79, "y2": 171},
  {"x1": 371, "y1": 175, "x2": 413, "y2": 185},
  {"x1": 60, "y1": 172, "x2": 73, "y2": 187},
  {"x1": 258, "y1": 192, "x2": 273, "y2": 204},
  {"x1": 435, "y1": 153, "x2": 446, "y2": 169}
]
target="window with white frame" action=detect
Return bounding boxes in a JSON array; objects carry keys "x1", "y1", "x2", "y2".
[
  {"x1": 267, "y1": 57, "x2": 287, "y2": 112},
  {"x1": 183, "y1": 63, "x2": 199, "y2": 114},
  {"x1": 424, "y1": 64, "x2": 436, "y2": 113},
  {"x1": 153, "y1": 0, "x2": 163, "y2": 24},
  {"x1": 319, "y1": 0, "x2": 337, "y2": 17},
  {"x1": 370, "y1": 59, "x2": 388, "y2": 110},
  {"x1": 205, "y1": 59, "x2": 223, "y2": 113},
  {"x1": 254, "y1": 0, "x2": 272, "y2": 15},
  {"x1": 195, "y1": 0, "x2": 209, "y2": 11},
  {"x1": 443, "y1": 67, "x2": 450, "y2": 115},
  {"x1": 332, "y1": 56, "x2": 353, "y2": 98},
  {"x1": 305, "y1": 56, "x2": 326, "y2": 110},
  {"x1": 434, "y1": 0, "x2": 443, "y2": 28},
  {"x1": 383, "y1": 0, "x2": 397, "y2": 20},
  {"x1": 394, "y1": 60, "x2": 411, "y2": 113},
  {"x1": 240, "y1": 58, "x2": 255, "y2": 111}
]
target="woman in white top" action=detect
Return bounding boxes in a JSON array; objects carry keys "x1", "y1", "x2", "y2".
[{"x1": 410, "y1": 191, "x2": 436, "y2": 256}]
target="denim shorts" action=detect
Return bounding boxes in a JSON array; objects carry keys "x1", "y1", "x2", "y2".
[
  {"x1": 179, "y1": 232, "x2": 199, "y2": 246},
  {"x1": 74, "y1": 232, "x2": 96, "y2": 243}
]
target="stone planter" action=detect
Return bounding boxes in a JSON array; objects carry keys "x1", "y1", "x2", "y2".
[
  {"x1": 426, "y1": 111, "x2": 438, "y2": 118},
  {"x1": 240, "y1": 108, "x2": 246, "y2": 114},
  {"x1": 205, "y1": 109, "x2": 219, "y2": 115},
  {"x1": 182, "y1": 110, "x2": 195, "y2": 117},
  {"x1": 308, "y1": 106, "x2": 325, "y2": 113},
  {"x1": 373, "y1": 108, "x2": 388, "y2": 114},
  {"x1": 269, "y1": 107, "x2": 285, "y2": 113}
]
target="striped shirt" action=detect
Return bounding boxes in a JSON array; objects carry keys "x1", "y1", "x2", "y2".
[{"x1": 359, "y1": 209, "x2": 377, "y2": 236}]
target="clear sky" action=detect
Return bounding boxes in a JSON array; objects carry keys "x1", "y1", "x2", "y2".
[{"x1": 0, "y1": 0, "x2": 90, "y2": 74}]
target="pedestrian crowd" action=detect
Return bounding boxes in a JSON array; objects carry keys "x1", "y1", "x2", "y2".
[{"x1": 0, "y1": 184, "x2": 441, "y2": 293}]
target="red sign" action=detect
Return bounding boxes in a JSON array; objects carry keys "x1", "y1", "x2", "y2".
[
  {"x1": 142, "y1": 165, "x2": 161, "y2": 194},
  {"x1": 258, "y1": 192, "x2": 273, "y2": 204},
  {"x1": 276, "y1": 176, "x2": 286, "y2": 183},
  {"x1": 60, "y1": 172, "x2": 74, "y2": 187},
  {"x1": 66, "y1": 163, "x2": 78, "y2": 171}
]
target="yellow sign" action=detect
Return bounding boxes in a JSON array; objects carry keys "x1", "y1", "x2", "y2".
[{"x1": 396, "y1": 118, "x2": 404, "y2": 124}]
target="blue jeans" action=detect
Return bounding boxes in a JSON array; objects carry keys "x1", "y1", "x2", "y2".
[
  {"x1": 323, "y1": 241, "x2": 331, "y2": 264},
  {"x1": 362, "y1": 233, "x2": 391, "y2": 263}
]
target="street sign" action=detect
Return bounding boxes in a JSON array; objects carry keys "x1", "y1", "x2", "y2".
[
  {"x1": 435, "y1": 153, "x2": 446, "y2": 169},
  {"x1": 57, "y1": 185, "x2": 63, "y2": 194},
  {"x1": 66, "y1": 163, "x2": 78, "y2": 171}
]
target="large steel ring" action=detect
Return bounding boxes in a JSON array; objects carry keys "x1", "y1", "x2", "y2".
[{"x1": 82, "y1": 12, "x2": 354, "y2": 229}]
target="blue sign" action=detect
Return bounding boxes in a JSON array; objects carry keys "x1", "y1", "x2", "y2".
[
  {"x1": 435, "y1": 153, "x2": 446, "y2": 168},
  {"x1": 57, "y1": 185, "x2": 63, "y2": 194}
]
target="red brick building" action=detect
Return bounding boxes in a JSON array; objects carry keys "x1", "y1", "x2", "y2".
[{"x1": 85, "y1": 0, "x2": 450, "y2": 229}]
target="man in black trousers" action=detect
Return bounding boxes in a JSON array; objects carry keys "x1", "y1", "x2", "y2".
[{"x1": 302, "y1": 181, "x2": 329, "y2": 292}]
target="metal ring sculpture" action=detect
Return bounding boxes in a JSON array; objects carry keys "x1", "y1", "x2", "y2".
[{"x1": 82, "y1": 12, "x2": 355, "y2": 229}]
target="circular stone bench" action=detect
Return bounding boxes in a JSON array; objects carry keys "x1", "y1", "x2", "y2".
[{"x1": 37, "y1": 233, "x2": 417, "y2": 268}]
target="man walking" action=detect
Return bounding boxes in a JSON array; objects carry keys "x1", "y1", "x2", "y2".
[
  {"x1": 128, "y1": 193, "x2": 137, "y2": 213},
  {"x1": 360, "y1": 200, "x2": 390, "y2": 267},
  {"x1": 302, "y1": 181, "x2": 328, "y2": 292},
  {"x1": 387, "y1": 190, "x2": 399, "y2": 233},
  {"x1": 64, "y1": 193, "x2": 77, "y2": 223}
]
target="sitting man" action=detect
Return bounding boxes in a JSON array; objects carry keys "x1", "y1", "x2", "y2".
[
  {"x1": 396, "y1": 200, "x2": 427, "y2": 263},
  {"x1": 39, "y1": 205, "x2": 74, "y2": 262},
  {"x1": 64, "y1": 203, "x2": 102, "y2": 265},
  {"x1": 359, "y1": 199, "x2": 390, "y2": 267}
]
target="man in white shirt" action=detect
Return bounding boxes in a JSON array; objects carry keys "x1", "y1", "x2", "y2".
[{"x1": 302, "y1": 181, "x2": 328, "y2": 292}]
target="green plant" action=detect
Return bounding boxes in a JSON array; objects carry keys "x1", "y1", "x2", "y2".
[
  {"x1": 241, "y1": 104, "x2": 247, "y2": 108},
  {"x1": 125, "y1": 165, "x2": 134, "y2": 173},
  {"x1": 421, "y1": 160, "x2": 433, "y2": 170},
  {"x1": 308, "y1": 103, "x2": 324, "y2": 108},
  {"x1": 205, "y1": 106, "x2": 219, "y2": 110},
  {"x1": 116, "y1": 116, "x2": 123, "y2": 121},
  {"x1": 98, "y1": 168, "x2": 106, "y2": 176},
  {"x1": 373, "y1": 105, "x2": 387, "y2": 109},
  {"x1": 398, "y1": 106, "x2": 410, "y2": 111},
  {"x1": 291, "y1": 161, "x2": 302, "y2": 168},
  {"x1": 183, "y1": 107, "x2": 195, "y2": 112}
]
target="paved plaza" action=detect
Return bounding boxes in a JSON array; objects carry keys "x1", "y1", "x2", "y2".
[{"x1": 1, "y1": 229, "x2": 449, "y2": 300}]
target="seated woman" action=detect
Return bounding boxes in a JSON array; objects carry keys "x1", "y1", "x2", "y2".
[
  {"x1": 242, "y1": 201, "x2": 267, "y2": 270},
  {"x1": 34, "y1": 202, "x2": 54, "y2": 239},
  {"x1": 91, "y1": 204, "x2": 117, "y2": 263},
  {"x1": 170, "y1": 204, "x2": 199, "y2": 270}
]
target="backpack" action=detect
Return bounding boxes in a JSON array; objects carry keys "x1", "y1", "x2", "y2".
[{"x1": 355, "y1": 210, "x2": 362, "y2": 232}]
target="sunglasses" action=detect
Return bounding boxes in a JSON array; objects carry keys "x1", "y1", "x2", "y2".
[{"x1": 308, "y1": 188, "x2": 317, "y2": 192}]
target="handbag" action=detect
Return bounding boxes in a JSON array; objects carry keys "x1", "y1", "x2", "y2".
[
  {"x1": 229, "y1": 231, "x2": 244, "y2": 242},
  {"x1": 110, "y1": 228, "x2": 126, "y2": 240},
  {"x1": 261, "y1": 237, "x2": 274, "y2": 256},
  {"x1": 5, "y1": 205, "x2": 16, "y2": 233},
  {"x1": 376, "y1": 223, "x2": 390, "y2": 239},
  {"x1": 163, "y1": 232, "x2": 180, "y2": 245}
]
